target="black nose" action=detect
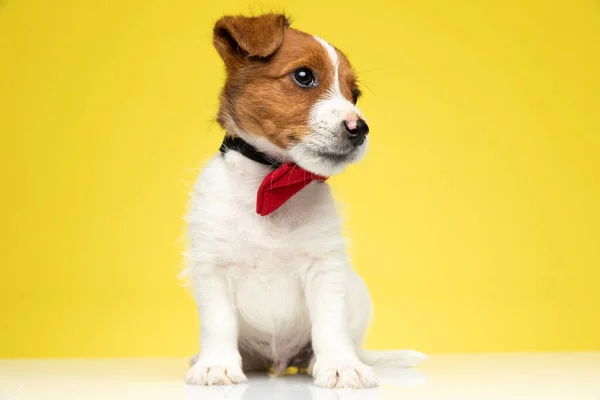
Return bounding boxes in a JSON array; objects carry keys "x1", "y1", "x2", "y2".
[{"x1": 344, "y1": 119, "x2": 369, "y2": 146}]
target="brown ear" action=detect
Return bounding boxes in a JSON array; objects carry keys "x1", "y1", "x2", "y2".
[{"x1": 213, "y1": 14, "x2": 289, "y2": 63}]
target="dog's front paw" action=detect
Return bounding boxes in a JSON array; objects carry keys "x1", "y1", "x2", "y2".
[
  {"x1": 312, "y1": 358, "x2": 379, "y2": 389},
  {"x1": 186, "y1": 354, "x2": 247, "y2": 386}
]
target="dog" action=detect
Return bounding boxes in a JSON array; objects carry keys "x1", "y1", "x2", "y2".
[{"x1": 183, "y1": 13, "x2": 426, "y2": 389}]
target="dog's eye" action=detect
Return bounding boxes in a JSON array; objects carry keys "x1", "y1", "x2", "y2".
[
  {"x1": 292, "y1": 68, "x2": 317, "y2": 88},
  {"x1": 351, "y1": 88, "x2": 361, "y2": 104}
]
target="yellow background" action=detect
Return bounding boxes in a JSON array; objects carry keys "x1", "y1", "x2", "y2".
[{"x1": 1, "y1": 0, "x2": 599, "y2": 358}]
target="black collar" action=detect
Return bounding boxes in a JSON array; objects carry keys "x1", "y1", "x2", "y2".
[{"x1": 219, "y1": 136, "x2": 282, "y2": 168}]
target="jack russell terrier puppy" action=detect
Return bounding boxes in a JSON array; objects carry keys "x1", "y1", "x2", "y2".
[{"x1": 184, "y1": 13, "x2": 426, "y2": 389}]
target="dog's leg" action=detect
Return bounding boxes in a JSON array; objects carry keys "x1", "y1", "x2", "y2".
[
  {"x1": 303, "y1": 258, "x2": 378, "y2": 389},
  {"x1": 186, "y1": 267, "x2": 247, "y2": 386},
  {"x1": 346, "y1": 270, "x2": 374, "y2": 346}
]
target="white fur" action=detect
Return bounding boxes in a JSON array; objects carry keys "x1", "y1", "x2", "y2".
[
  {"x1": 313, "y1": 36, "x2": 341, "y2": 96},
  {"x1": 290, "y1": 96, "x2": 367, "y2": 176},
  {"x1": 184, "y1": 145, "x2": 425, "y2": 389}
]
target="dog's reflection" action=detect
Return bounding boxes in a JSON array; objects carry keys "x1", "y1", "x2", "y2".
[{"x1": 185, "y1": 369, "x2": 426, "y2": 400}]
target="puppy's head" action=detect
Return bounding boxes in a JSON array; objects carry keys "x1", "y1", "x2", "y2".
[{"x1": 214, "y1": 14, "x2": 368, "y2": 176}]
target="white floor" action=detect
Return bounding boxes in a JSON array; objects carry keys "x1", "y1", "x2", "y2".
[{"x1": 1, "y1": 353, "x2": 599, "y2": 399}]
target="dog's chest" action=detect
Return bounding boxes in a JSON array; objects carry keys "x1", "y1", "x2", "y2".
[
  {"x1": 188, "y1": 155, "x2": 345, "y2": 360},
  {"x1": 214, "y1": 195, "x2": 319, "y2": 362},
  {"x1": 190, "y1": 155, "x2": 342, "y2": 268},
  {"x1": 221, "y1": 212, "x2": 316, "y2": 270}
]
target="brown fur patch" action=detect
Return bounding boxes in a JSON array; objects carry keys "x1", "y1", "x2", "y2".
[
  {"x1": 214, "y1": 14, "x2": 360, "y2": 149},
  {"x1": 336, "y1": 49, "x2": 360, "y2": 104}
]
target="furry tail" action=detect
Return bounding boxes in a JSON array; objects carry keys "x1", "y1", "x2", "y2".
[{"x1": 358, "y1": 349, "x2": 428, "y2": 368}]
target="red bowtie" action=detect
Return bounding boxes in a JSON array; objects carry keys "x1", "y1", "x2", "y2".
[{"x1": 256, "y1": 163, "x2": 328, "y2": 216}]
